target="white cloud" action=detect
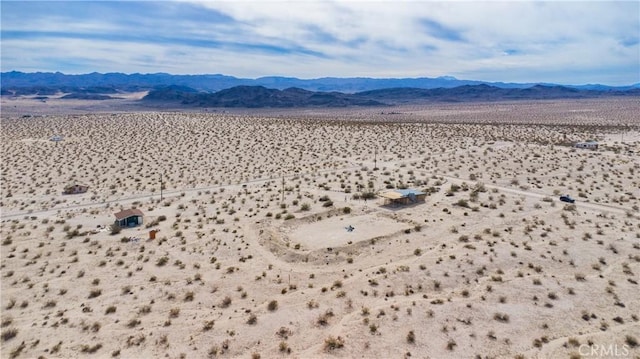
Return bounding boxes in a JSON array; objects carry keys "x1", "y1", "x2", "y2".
[{"x1": 2, "y1": 0, "x2": 638, "y2": 84}]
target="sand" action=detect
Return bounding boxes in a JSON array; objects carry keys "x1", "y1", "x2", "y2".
[{"x1": 1, "y1": 97, "x2": 639, "y2": 359}]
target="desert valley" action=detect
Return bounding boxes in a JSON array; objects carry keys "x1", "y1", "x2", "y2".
[{"x1": 1, "y1": 95, "x2": 639, "y2": 359}]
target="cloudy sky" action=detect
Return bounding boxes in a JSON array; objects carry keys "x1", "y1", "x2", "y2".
[{"x1": 1, "y1": 1, "x2": 639, "y2": 85}]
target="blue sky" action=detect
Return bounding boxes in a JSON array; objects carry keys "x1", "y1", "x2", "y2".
[{"x1": 1, "y1": 1, "x2": 639, "y2": 85}]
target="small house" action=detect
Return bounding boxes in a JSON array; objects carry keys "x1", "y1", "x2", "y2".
[
  {"x1": 63, "y1": 184, "x2": 88, "y2": 195},
  {"x1": 575, "y1": 141, "x2": 598, "y2": 150},
  {"x1": 378, "y1": 188, "x2": 427, "y2": 206},
  {"x1": 114, "y1": 208, "x2": 144, "y2": 228}
]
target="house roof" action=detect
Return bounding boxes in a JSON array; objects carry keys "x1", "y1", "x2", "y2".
[
  {"x1": 114, "y1": 208, "x2": 143, "y2": 220},
  {"x1": 395, "y1": 189, "x2": 426, "y2": 196},
  {"x1": 378, "y1": 188, "x2": 426, "y2": 199},
  {"x1": 378, "y1": 191, "x2": 403, "y2": 200}
]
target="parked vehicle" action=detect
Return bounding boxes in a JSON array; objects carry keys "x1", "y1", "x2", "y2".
[{"x1": 559, "y1": 195, "x2": 575, "y2": 203}]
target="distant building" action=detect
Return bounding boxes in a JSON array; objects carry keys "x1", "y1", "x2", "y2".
[
  {"x1": 575, "y1": 141, "x2": 598, "y2": 150},
  {"x1": 114, "y1": 208, "x2": 144, "y2": 228},
  {"x1": 378, "y1": 188, "x2": 427, "y2": 206},
  {"x1": 62, "y1": 184, "x2": 88, "y2": 195}
]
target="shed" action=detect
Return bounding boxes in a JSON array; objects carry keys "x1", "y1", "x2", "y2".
[
  {"x1": 63, "y1": 184, "x2": 88, "y2": 195},
  {"x1": 378, "y1": 188, "x2": 427, "y2": 206},
  {"x1": 114, "y1": 208, "x2": 143, "y2": 228},
  {"x1": 575, "y1": 141, "x2": 598, "y2": 150}
]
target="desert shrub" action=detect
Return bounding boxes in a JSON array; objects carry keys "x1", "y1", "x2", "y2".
[
  {"x1": 324, "y1": 336, "x2": 345, "y2": 351},
  {"x1": 156, "y1": 256, "x2": 169, "y2": 266},
  {"x1": 317, "y1": 309, "x2": 334, "y2": 326},
  {"x1": 493, "y1": 312, "x2": 510, "y2": 323},
  {"x1": 43, "y1": 300, "x2": 56, "y2": 308},
  {"x1": 203, "y1": 320, "x2": 215, "y2": 331},
  {"x1": 80, "y1": 343, "x2": 103, "y2": 353},
  {"x1": 361, "y1": 192, "x2": 376, "y2": 200},
  {"x1": 169, "y1": 308, "x2": 180, "y2": 318},
  {"x1": 267, "y1": 300, "x2": 278, "y2": 311},
  {"x1": 109, "y1": 224, "x2": 121, "y2": 235},
  {"x1": 127, "y1": 319, "x2": 140, "y2": 328},
  {"x1": 279, "y1": 341, "x2": 290, "y2": 353},
  {"x1": 446, "y1": 339, "x2": 457, "y2": 350},
  {"x1": 407, "y1": 330, "x2": 415, "y2": 344},
  {"x1": 2, "y1": 328, "x2": 18, "y2": 341},
  {"x1": 138, "y1": 305, "x2": 151, "y2": 315},
  {"x1": 220, "y1": 296, "x2": 232, "y2": 308}
]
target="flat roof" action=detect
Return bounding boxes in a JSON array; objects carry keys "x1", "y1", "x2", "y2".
[
  {"x1": 378, "y1": 188, "x2": 425, "y2": 199},
  {"x1": 378, "y1": 191, "x2": 403, "y2": 200}
]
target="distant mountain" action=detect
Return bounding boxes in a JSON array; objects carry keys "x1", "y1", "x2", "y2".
[
  {"x1": 141, "y1": 84, "x2": 639, "y2": 108},
  {"x1": 355, "y1": 84, "x2": 615, "y2": 103},
  {"x1": 2, "y1": 71, "x2": 638, "y2": 108},
  {"x1": 143, "y1": 85, "x2": 385, "y2": 108},
  {"x1": 3, "y1": 71, "x2": 637, "y2": 94}
]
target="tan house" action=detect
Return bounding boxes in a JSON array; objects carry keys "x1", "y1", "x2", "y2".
[
  {"x1": 114, "y1": 208, "x2": 144, "y2": 228},
  {"x1": 378, "y1": 188, "x2": 427, "y2": 206}
]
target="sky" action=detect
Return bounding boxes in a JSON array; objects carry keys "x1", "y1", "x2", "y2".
[{"x1": 1, "y1": 0, "x2": 639, "y2": 85}]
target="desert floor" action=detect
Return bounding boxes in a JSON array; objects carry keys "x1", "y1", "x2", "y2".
[{"x1": 1, "y1": 97, "x2": 639, "y2": 359}]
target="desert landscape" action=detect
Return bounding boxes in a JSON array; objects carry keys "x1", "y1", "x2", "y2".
[{"x1": 1, "y1": 96, "x2": 639, "y2": 359}]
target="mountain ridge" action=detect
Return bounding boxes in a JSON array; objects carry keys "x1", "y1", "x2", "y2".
[
  {"x1": 140, "y1": 84, "x2": 640, "y2": 108},
  {"x1": 3, "y1": 71, "x2": 638, "y2": 93}
]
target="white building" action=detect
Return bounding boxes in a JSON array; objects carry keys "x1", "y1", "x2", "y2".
[{"x1": 575, "y1": 141, "x2": 598, "y2": 150}]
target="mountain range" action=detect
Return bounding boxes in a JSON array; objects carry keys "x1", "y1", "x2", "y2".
[
  {"x1": 2, "y1": 71, "x2": 639, "y2": 93},
  {"x1": 141, "y1": 84, "x2": 640, "y2": 108},
  {"x1": 2, "y1": 71, "x2": 639, "y2": 108}
]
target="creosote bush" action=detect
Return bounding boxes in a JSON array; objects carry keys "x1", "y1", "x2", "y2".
[
  {"x1": 324, "y1": 336, "x2": 345, "y2": 351},
  {"x1": 267, "y1": 300, "x2": 278, "y2": 311}
]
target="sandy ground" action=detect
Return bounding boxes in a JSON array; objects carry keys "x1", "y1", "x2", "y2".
[
  {"x1": 1, "y1": 97, "x2": 639, "y2": 359},
  {"x1": 287, "y1": 214, "x2": 410, "y2": 250}
]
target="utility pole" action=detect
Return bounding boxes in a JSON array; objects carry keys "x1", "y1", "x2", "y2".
[
  {"x1": 373, "y1": 147, "x2": 378, "y2": 171},
  {"x1": 281, "y1": 172, "x2": 285, "y2": 204},
  {"x1": 160, "y1": 173, "x2": 164, "y2": 201}
]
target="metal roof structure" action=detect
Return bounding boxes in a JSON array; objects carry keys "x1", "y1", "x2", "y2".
[
  {"x1": 114, "y1": 208, "x2": 143, "y2": 221},
  {"x1": 378, "y1": 188, "x2": 425, "y2": 199}
]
